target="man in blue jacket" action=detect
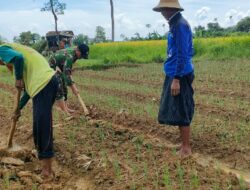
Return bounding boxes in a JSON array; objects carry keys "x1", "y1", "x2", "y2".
[{"x1": 153, "y1": 0, "x2": 195, "y2": 157}]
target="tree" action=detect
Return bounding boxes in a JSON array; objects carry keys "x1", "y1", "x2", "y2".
[
  {"x1": 206, "y1": 21, "x2": 224, "y2": 37},
  {"x1": 41, "y1": 0, "x2": 66, "y2": 33},
  {"x1": 0, "y1": 35, "x2": 5, "y2": 44},
  {"x1": 73, "y1": 34, "x2": 89, "y2": 45},
  {"x1": 146, "y1": 24, "x2": 151, "y2": 33},
  {"x1": 32, "y1": 33, "x2": 42, "y2": 44},
  {"x1": 145, "y1": 24, "x2": 152, "y2": 39},
  {"x1": 94, "y1": 26, "x2": 106, "y2": 43},
  {"x1": 13, "y1": 31, "x2": 41, "y2": 46},
  {"x1": 132, "y1": 33, "x2": 143, "y2": 41},
  {"x1": 236, "y1": 16, "x2": 250, "y2": 32},
  {"x1": 194, "y1": 25, "x2": 206, "y2": 37},
  {"x1": 32, "y1": 37, "x2": 48, "y2": 53},
  {"x1": 120, "y1": 34, "x2": 129, "y2": 41},
  {"x1": 110, "y1": 0, "x2": 115, "y2": 41},
  {"x1": 148, "y1": 31, "x2": 162, "y2": 40},
  {"x1": 146, "y1": 24, "x2": 151, "y2": 29},
  {"x1": 207, "y1": 22, "x2": 223, "y2": 32}
]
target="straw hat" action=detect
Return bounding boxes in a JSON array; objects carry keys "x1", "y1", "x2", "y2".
[{"x1": 153, "y1": 0, "x2": 184, "y2": 12}]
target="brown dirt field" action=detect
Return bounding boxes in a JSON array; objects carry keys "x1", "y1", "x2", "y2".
[
  {"x1": 0, "y1": 104, "x2": 248, "y2": 190},
  {"x1": 0, "y1": 82, "x2": 249, "y2": 171},
  {"x1": 0, "y1": 81, "x2": 249, "y2": 189},
  {"x1": 86, "y1": 105, "x2": 250, "y2": 171}
]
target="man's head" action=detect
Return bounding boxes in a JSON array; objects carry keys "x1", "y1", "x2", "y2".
[
  {"x1": 153, "y1": 0, "x2": 183, "y2": 20},
  {"x1": 59, "y1": 39, "x2": 67, "y2": 49},
  {"x1": 160, "y1": 8, "x2": 180, "y2": 20},
  {"x1": 75, "y1": 44, "x2": 89, "y2": 59}
]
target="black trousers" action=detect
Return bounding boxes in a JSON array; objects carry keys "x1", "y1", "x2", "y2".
[{"x1": 32, "y1": 75, "x2": 58, "y2": 159}]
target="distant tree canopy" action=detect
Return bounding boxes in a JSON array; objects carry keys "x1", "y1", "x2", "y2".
[
  {"x1": 94, "y1": 26, "x2": 106, "y2": 43},
  {"x1": 13, "y1": 32, "x2": 47, "y2": 53},
  {"x1": 194, "y1": 16, "x2": 250, "y2": 38},
  {"x1": 82, "y1": 16, "x2": 250, "y2": 43},
  {"x1": 120, "y1": 16, "x2": 250, "y2": 41},
  {"x1": 13, "y1": 31, "x2": 41, "y2": 46},
  {"x1": 236, "y1": 16, "x2": 250, "y2": 32},
  {"x1": 3, "y1": 15, "x2": 250, "y2": 49},
  {"x1": 194, "y1": 22, "x2": 226, "y2": 37},
  {"x1": 121, "y1": 16, "x2": 250, "y2": 41},
  {"x1": 73, "y1": 34, "x2": 89, "y2": 45}
]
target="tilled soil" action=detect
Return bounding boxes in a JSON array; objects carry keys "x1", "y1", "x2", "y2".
[
  {"x1": 0, "y1": 68, "x2": 249, "y2": 189},
  {"x1": 0, "y1": 106, "x2": 247, "y2": 190}
]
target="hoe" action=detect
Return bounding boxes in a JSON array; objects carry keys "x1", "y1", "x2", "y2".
[
  {"x1": 7, "y1": 88, "x2": 22, "y2": 148},
  {"x1": 0, "y1": 89, "x2": 23, "y2": 156}
]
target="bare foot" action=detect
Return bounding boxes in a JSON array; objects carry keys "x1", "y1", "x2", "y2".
[
  {"x1": 41, "y1": 169, "x2": 53, "y2": 178},
  {"x1": 41, "y1": 158, "x2": 53, "y2": 177},
  {"x1": 41, "y1": 158, "x2": 55, "y2": 183},
  {"x1": 41, "y1": 170, "x2": 55, "y2": 183},
  {"x1": 177, "y1": 147, "x2": 192, "y2": 158}
]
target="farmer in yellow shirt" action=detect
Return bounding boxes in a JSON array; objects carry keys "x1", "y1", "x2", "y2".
[{"x1": 0, "y1": 43, "x2": 58, "y2": 179}]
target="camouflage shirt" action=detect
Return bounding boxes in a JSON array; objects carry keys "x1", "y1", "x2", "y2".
[{"x1": 49, "y1": 48, "x2": 75, "y2": 86}]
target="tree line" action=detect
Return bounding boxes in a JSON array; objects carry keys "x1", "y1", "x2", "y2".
[
  {"x1": 194, "y1": 17, "x2": 250, "y2": 38},
  {"x1": 0, "y1": 0, "x2": 249, "y2": 52}
]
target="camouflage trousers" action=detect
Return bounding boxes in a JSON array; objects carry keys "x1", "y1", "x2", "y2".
[{"x1": 55, "y1": 72, "x2": 68, "y2": 101}]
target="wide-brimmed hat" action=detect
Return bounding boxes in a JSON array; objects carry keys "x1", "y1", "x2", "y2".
[{"x1": 153, "y1": 0, "x2": 184, "y2": 12}]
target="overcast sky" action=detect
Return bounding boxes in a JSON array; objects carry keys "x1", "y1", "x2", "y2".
[{"x1": 0, "y1": 0, "x2": 250, "y2": 41}]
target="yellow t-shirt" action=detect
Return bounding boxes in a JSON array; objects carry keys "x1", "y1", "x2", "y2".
[{"x1": 5, "y1": 43, "x2": 55, "y2": 98}]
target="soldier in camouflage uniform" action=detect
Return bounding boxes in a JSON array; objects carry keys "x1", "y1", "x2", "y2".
[{"x1": 49, "y1": 44, "x2": 89, "y2": 114}]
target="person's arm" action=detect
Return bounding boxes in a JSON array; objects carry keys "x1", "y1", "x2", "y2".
[
  {"x1": 19, "y1": 91, "x2": 30, "y2": 110},
  {"x1": 12, "y1": 91, "x2": 30, "y2": 120},
  {"x1": 174, "y1": 23, "x2": 189, "y2": 79},
  {"x1": 12, "y1": 55, "x2": 25, "y2": 90},
  {"x1": 64, "y1": 57, "x2": 74, "y2": 86},
  {"x1": 12, "y1": 55, "x2": 24, "y2": 80},
  {"x1": 171, "y1": 23, "x2": 189, "y2": 96},
  {"x1": 48, "y1": 54, "x2": 57, "y2": 70},
  {"x1": 49, "y1": 54, "x2": 62, "y2": 73},
  {"x1": 64, "y1": 57, "x2": 79, "y2": 95}
]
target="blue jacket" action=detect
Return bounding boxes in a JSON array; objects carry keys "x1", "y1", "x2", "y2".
[{"x1": 164, "y1": 13, "x2": 194, "y2": 78}]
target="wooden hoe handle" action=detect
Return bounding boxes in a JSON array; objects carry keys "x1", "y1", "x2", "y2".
[
  {"x1": 7, "y1": 89, "x2": 22, "y2": 148},
  {"x1": 77, "y1": 93, "x2": 89, "y2": 115}
]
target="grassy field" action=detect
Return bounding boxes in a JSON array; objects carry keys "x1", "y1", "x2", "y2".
[
  {"x1": 84, "y1": 36, "x2": 250, "y2": 65},
  {"x1": 0, "y1": 38, "x2": 250, "y2": 189}
]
